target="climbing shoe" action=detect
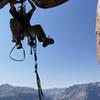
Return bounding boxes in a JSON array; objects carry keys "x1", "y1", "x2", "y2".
[
  {"x1": 16, "y1": 41, "x2": 22, "y2": 49},
  {"x1": 42, "y1": 38, "x2": 54, "y2": 47}
]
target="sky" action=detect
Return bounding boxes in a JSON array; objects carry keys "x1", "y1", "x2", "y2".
[{"x1": 0, "y1": 0, "x2": 99, "y2": 89}]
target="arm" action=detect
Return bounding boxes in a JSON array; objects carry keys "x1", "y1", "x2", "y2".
[
  {"x1": 9, "y1": 0, "x2": 22, "y2": 20},
  {"x1": 28, "y1": 0, "x2": 36, "y2": 14},
  {"x1": 10, "y1": 0, "x2": 16, "y2": 11},
  {"x1": 10, "y1": 0, "x2": 25, "y2": 11}
]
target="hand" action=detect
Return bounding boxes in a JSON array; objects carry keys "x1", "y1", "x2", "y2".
[
  {"x1": 16, "y1": 0, "x2": 26, "y2": 3},
  {"x1": 21, "y1": 0, "x2": 26, "y2": 3},
  {"x1": 10, "y1": 0, "x2": 16, "y2": 5}
]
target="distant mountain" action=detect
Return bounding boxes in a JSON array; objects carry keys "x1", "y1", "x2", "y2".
[
  {"x1": 44, "y1": 82, "x2": 100, "y2": 100},
  {"x1": 0, "y1": 84, "x2": 53, "y2": 100},
  {"x1": 1, "y1": 82, "x2": 100, "y2": 100},
  {"x1": 43, "y1": 88, "x2": 65, "y2": 98}
]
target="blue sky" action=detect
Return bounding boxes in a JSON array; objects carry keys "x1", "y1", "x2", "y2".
[{"x1": 0, "y1": 0, "x2": 99, "y2": 89}]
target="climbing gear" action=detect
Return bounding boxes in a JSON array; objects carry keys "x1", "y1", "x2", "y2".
[
  {"x1": 28, "y1": 34, "x2": 43, "y2": 100},
  {"x1": 42, "y1": 37, "x2": 54, "y2": 47},
  {"x1": 10, "y1": 34, "x2": 43, "y2": 99},
  {"x1": 9, "y1": 44, "x2": 25, "y2": 62},
  {"x1": 28, "y1": 34, "x2": 37, "y2": 54}
]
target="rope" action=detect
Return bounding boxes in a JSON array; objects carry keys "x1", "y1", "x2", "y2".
[
  {"x1": 28, "y1": 35, "x2": 43, "y2": 100},
  {"x1": 34, "y1": 49, "x2": 43, "y2": 100}
]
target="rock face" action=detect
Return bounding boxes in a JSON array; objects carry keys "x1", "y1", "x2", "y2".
[{"x1": 96, "y1": 0, "x2": 100, "y2": 64}]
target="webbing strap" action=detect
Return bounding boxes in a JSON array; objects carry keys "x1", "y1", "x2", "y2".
[{"x1": 9, "y1": 45, "x2": 25, "y2": 62}]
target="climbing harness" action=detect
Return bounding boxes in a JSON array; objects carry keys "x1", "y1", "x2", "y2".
[{"x1": 28, "y1": 34, "x2": 43, "y2": 100}]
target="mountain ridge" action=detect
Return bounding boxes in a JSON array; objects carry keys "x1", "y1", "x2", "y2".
[
  {"x1": 0, "y1": 83, "x2": 53, "y2": 100},
  {"x1": 0, "y1": 82, "x2": 100, "y2": 100},
  {"x1": 44, "y1": 82, "x2": 100, "y2": 100}
]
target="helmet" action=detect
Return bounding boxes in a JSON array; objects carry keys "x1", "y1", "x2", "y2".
[{"x1": 17, "y1": 6, "x2": 25, "y2": 13}]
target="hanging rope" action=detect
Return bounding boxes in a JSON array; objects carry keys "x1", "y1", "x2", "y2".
[
  {"x1": 28, "y1": 34, "x2": 43, "y2": 100},
  {"x1": 34, "y1": 48, "x2": 43, "y2": 100}
]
